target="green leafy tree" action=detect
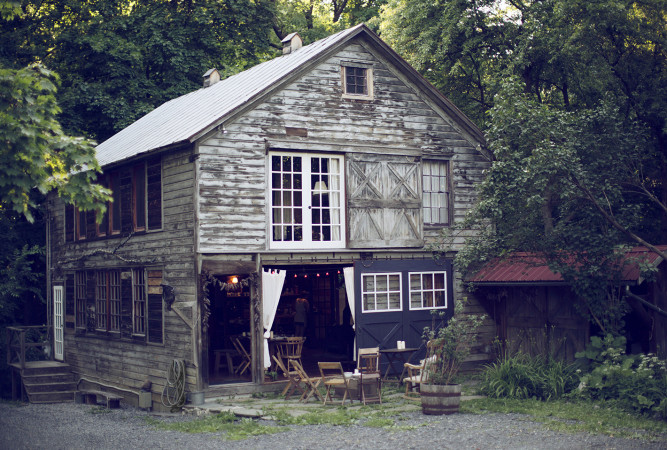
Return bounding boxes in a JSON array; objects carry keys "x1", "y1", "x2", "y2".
[
  {"x1": 0, "y1": 63, "x2": 109, "y2": 221},
  {"x1": 2, "y1": 0, "x2": 277, "y2": 141},
  {"x1": 381, "y1": 0, "x2": 666, "y2": 335}
]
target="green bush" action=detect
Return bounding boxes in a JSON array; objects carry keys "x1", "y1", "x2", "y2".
[
  {"x1": 575, "y1": 335, "x2": 667, "y2": 419},
  {"x1": 479, "y1": 351, "x2": 578, "y2": 401}
]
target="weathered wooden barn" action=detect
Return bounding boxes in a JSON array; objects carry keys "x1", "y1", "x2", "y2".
[
  {"x1": 468, "y1": 248, "x2": 667, "y2": 361},
  {"x1": 44, "y1": 24, "x2": 494, "y2": 407}
]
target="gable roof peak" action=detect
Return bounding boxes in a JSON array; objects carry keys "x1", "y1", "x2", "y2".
[{"x1": 95, "y1": 23, "x2": 484, "y2": 168}]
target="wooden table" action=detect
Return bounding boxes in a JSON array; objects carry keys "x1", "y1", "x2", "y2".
[{"x1": 379, "y1": 347, "x2": 418, "y2": 384}]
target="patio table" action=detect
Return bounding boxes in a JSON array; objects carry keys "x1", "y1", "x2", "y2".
[{"x1": 379, "y1": 347, "x2": 418, "y2": 385}]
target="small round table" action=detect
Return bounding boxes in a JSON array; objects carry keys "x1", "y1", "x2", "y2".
[{"x1": 379, "y1": 347, "x2": 418, "y2": 384}]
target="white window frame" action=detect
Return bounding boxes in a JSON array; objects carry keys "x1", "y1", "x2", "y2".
[
  {"x1": 423, "y1": 160, "x2": 451, "y2": 226},
  {"x1": 408, "y1": 271, "x2": 448, "y2": 310},
  {"x1": 269, "y1": 151, "x2": 346, "y2": 250},
  {"x1": 361, "y1": 272, "x2": 403, "y2": 313},
  {"x1": 341, "y1": 63, "x2": 374, "y2": 101}
]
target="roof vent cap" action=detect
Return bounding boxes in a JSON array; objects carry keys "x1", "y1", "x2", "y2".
[
  {"x1": 282, "y1": 32, "x2": 303, "y2": 55},
  {"x1": 202, "y1": 68, "x2": 221, "y2": 88}
]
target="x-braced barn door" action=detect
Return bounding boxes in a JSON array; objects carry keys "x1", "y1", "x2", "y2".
[{"x1": 53, "y1": 286, "x2": 64, "y2": 361}]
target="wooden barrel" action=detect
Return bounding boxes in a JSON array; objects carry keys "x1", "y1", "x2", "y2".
[{"x1": 420, "y1": 384, "x2": 462, "y2": 415}]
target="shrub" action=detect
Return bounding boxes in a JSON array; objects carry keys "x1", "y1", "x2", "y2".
[
  {"x1": 575, "y1": 334, "x2": 667, "y2": 419},
  {"x1": 479, "y1": 351, "x2": 578, "y2": 401}
]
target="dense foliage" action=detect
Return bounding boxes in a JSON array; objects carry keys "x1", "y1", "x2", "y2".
[
  {"x1": 479, "y1": 335, "x2": 667, "y2": 420},
  {"x1": 575, "y1": 335, "x2": 667, "y2": 419},
  {"x1": 480, "y1": 351, "x2": 579, "y2": 401},
  {"x1": 380, "y1": 0, "x2": 666, "y2": 335},
  {"x1": 423, "y1": 298, "x2": 486, "y2": 385}
]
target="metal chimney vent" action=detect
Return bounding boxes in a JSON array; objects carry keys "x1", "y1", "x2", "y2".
[
  {"x1": 282, "y1": 32, "x2": 303, "y2": 55},
  {"x1": 202, "y1": 68, "x2": 221, "y2": 88}
]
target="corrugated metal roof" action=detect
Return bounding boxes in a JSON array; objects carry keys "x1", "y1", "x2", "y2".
[
  {"x1": 96, "y1": 24, "x2": 366, "y2": 167},
  {"x1": 96, "y1": 23, "x2": 487, "y2": 168},
  {"x1": 467, "y1": 246, "x2": 667, "y2": 285}
]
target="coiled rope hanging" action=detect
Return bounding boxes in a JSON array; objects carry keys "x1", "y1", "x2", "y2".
[{"x1": 161, "y1": 359, "x2": 186, "y2": 411}]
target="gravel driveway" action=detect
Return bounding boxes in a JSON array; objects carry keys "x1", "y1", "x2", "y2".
[{"x1": 1, "y1": 401, "x2": 665, "y2": 450}]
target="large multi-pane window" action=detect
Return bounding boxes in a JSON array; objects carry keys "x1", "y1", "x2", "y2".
[
  {"x1": 409, "y1": 271, "x2": 447, "y2": 310},
  {"x1": 423, "y1": 160, "x2": 450, "y2": 225},
  {"x1": 132, "y1": 269, "x2": 147, "y2": 335},
  {"x1": 96, "y1": 270, "x2": 121, "y2": 332},
  {"x1": 75, "y1": 271, "x2": 87, "y2": 329},
  {"x1": 270, "y1": 152, "x2": 345, "y2": 249},
  {"x1": 361, "y1": 273, "x2": 402, "y2": 312}
]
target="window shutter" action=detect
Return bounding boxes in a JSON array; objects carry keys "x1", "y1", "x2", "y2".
[
  {"x1": 65, "y1": 204, "x2": 74, "y2": 242},
  {"x1": 146, "y1": 157, "x2": 162, "y2": 230},
  {"x1": 347, "y1": 154, "x2": 423, "y2": 248},
  {"x1": 146, "y1": 270, "x2": 163, "y2": 343},
  {"x1": 120, "y1": 271, "x2": 133, "y2": 338},
  {"x1": 120, "y1": 168, "x2": 133, "y2": 233}
]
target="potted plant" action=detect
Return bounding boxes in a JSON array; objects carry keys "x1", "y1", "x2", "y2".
[{"x1": 420, "y1": 297, "x2": 486, "y2": 415}]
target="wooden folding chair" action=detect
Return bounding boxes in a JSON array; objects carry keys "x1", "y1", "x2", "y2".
[
  {"x1": 292, "y1": 359, "x2": 323, "y2": 403},
  {"x1": 273, "y1": 354, "x2": 305, "y2": 398},
  {"x1": 232, "y1": 337, "x2": 251, "y2": 376},
  {"x1": 318, "y1": 362, "x2": 352, "y2": 406},
  {"x1": 358, "y1": 352, "x2": 382, "y2": 405}
]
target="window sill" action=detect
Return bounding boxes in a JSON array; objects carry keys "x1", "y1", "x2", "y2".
[{"x1": 342, "y1": 93, "x2": 374, "y2": 101}]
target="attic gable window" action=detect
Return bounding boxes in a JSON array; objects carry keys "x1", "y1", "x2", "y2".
[{"x1": 342, "y1": 63, "x2": 373, "y2": 100}]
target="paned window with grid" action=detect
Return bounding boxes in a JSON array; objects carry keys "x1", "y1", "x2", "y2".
[
  {"x1": 75, "y1": 271, "x2": 86, "y2": 329},
  {"x1": 96, "y1": 271, "x2": 121, "y2": 332},
  {"x1": 132, "y1": 269, "x2": 147, "y2": 335},
  {"x1": 344, "y1": 66, "x2": 367, "y2": 95},
  {"x1": 409, "y1": 271, "x2": 447, "y2": 310},
  {"x1": 423, "y1": 160, "x2": 450, "y2": 225},
  {"x1": 270, "y1": 152, "x2": 344, "y2": 249},
  {"x1": 361, "y1": 273, "x2": 402, "y2": 312}
]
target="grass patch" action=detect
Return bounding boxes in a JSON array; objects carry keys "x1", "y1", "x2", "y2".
[
  {"x1": 363, "y1": 417, "x2": 395, "y2": 428},
  {"x1": 268, "y1": 406, "x2": 362, "y2": 426},
  {"x1": 462, "y1": 397, "x2": 667, "y2": 442},
  {"x1": 145, "y1": 411, "x2": 285, "y2": 441}
]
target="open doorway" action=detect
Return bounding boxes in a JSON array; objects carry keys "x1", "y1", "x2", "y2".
[
  {"x1": 270, "y1": 265, "x2": 355, "y2": 375},
  {"x1": 207, "y1": 275, "x2": 253, "y2": 385}
]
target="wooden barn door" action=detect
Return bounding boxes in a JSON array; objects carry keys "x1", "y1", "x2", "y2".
[
  {"x1": 505, "y1": 286, "x2": 588, "y2": 361},
  {"x1": 347, "y1": 154, "x2": 423, "y2": 249},
  {"x1": 53, "y1": 285, "x2": 64, "y2": 361},
  {"x1": 354, "y1": 259, "x2": 453, "y2": 365}
]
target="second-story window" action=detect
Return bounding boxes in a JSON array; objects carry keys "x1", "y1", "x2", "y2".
[
  {"x1": 270, "y1": 152, "x2": 345, "y2": 249},
  {"x1": 64, "y1": 156, "x2": 162, "y2": 242},
  {"x1": 423, "y1": 160, "x2": 451, "y2": 226}
]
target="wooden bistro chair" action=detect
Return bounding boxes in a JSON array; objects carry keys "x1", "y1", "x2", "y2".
[
  {"x1": 403, "y1": 341, "x2": 439, "y2": 398},
  {"x1": 280, "y1": 336, "x2": 306, "y2": 374},
  {"x1": 358, "y1": 352, "x2": 382, "y2": 405},
  {"x1": 232, "y1": 337, "x2": 251, "y2": 376},
  {"x1": 318, "y1": 362, "x2": 352, "y2": 406}
]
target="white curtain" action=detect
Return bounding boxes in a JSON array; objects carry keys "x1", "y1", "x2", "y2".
[
  {"x1": 262, "y1": 269, "x2": 286, "y2": 369},
  {"x1": 343, "y1": 266, "x2": 356, "y2": 360}
]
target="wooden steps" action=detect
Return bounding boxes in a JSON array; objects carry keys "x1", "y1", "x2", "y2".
[{"x1": 13, "y1": 361, "x2": 76, "y2": 403}]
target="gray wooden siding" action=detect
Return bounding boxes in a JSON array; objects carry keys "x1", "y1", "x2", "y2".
[
  {"x1": 197, "y1": 38, "x2": 489, "y2": 254},
  {"x1": 49, "y1": 147, "x2": 199, "y2": 398}
]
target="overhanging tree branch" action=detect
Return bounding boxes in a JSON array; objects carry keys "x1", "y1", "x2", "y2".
[{"x1": 572, "y1": 175, "x2": 667, "y2": 262}]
